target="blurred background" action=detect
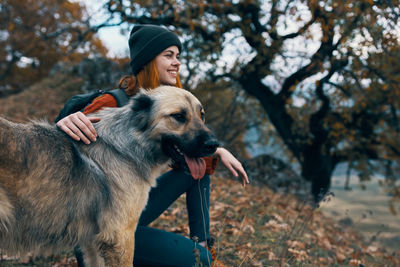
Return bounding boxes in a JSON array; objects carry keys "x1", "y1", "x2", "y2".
[{"x1": 0, "y1": 0, "x2": 399, "y2": 265}]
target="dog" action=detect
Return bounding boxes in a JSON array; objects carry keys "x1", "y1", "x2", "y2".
[{"x1": 0, "y1": 85, "x2": 219, "y2": 266}]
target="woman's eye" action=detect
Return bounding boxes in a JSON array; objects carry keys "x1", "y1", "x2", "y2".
[
  {"x1": 171, "y1": 113, "x2": 186, "y2": 123},
  {"x1": 201, "y1": 112, "x2": 205, "y2": 122}
]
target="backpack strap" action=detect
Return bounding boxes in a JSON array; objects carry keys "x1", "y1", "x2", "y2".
[{"x1": 107, "y1": 88, "x2": 129, "y2": 107}]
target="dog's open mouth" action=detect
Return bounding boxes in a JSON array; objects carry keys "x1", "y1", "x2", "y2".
[
  {"x1": 162, "y1": 136, "x2": 215, "y2": 179},
  {"x1": 172, "y1": 144, "x2": 206, "y2": 179}
]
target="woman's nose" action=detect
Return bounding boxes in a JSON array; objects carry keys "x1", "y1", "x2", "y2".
[{"x1": 173, "y1": 57, "x2": 180, "y2": 66}]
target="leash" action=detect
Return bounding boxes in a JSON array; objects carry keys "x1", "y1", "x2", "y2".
[{"x1": 197, "y1": 179, "x2": 212, "y2": 266}]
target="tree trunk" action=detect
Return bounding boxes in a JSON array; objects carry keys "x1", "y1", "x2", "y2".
[
  {"x1": 301, "y1": 146, "x2": 336, "y2": 202},
  {"x1": 239, "y1": 71, "x2": 337, "y2": 202}
]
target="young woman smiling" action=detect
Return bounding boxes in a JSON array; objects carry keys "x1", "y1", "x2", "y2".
[{"x1": 57, "y1": 24, "x2": 249, "y2": 267}]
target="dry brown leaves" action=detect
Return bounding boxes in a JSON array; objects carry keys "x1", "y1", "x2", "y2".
[{"x1": 1, "y1": 176, "x2": 399, "y2": 266}]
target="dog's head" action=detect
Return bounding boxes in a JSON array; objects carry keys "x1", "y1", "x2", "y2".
[{"x1": 131, "y1": 86, "x2": 219, "y2": 179}]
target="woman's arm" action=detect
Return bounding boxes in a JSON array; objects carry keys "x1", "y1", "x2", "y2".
[
  {"x1": 56, "y1": 93, "x2": 118, "y2": 144},
  {"x1": 214, "y1": 147, "x2": 249, "y2": 187}
]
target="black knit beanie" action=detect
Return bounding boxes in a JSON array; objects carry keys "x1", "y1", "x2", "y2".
[{"x1": 129, "y1": 24, "x2": 182, "y2": 75}]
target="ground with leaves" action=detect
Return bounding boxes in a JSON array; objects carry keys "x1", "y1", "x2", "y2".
[
  {"x1": 154, "y1": 176, "x2": 400, "y2": 267},
  {"x1": 1, "y1": 176, "x2": 399, "y2": 266}
]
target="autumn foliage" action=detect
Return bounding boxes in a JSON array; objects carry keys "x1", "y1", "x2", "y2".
[
  {"x1": 0, "y1": 0, "x2": 400, "y2": 265},
  {"x1": 2, "y1": 0, "x2": 400, "y2": 203},
  {"x1": 101, "y1": 0, "x2": 400, "y2": 202},
  {"x1": 0, "y1": 0, "x2": 108, "y2": 96}
]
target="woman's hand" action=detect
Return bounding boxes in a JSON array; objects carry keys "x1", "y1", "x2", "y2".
[
  {"x1": 215, "y1": 147, "x2": 249, "y2": 187},
  {"x1": 56, "y1": 112, "x2": 101, "y2": 144}
]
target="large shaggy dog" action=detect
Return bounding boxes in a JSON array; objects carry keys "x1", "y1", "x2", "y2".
[{"x1": 0, "y1": 86, "x2": 219, "y2": 266}]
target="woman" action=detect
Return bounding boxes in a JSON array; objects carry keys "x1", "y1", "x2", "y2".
[{"x1": 57, "y1": 24, "x2": 249, "y2": 267}]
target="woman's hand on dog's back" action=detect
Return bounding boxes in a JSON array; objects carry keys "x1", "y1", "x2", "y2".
[{"x1": 56, "y1": 112, "x2": 100, "y2": 144}]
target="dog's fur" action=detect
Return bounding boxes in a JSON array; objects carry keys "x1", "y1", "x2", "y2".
[{"x1": 0, "y1": 86, "x2": 218, "y2": 266}]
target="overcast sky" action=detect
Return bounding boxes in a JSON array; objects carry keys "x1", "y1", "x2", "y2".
[
  {"x1": 79, "y1": 0, "x2": 129, "y2": 57},
  {"x1": 98, "y1": 27, "x2": 129, "y2": 57}
]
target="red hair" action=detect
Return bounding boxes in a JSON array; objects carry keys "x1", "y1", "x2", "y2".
[{"x1": 119, "y1": 59, "x2": 182, "y2": 96}]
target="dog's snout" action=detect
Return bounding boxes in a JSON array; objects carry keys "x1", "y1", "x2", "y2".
[{"x1": 204, "y1": 138, "x2": 219, "y2": 153}]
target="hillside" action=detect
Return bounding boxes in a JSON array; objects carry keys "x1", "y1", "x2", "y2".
[
  {"x1": 0, "y1": 73, "x2": 83, "y2": 123},
  {"x1": 321, "y1": 174, "x2": 400, "y2": 254},
  {"x1": 152, "y1": 177, "x2": 400, "y2": 266},
  {"x1": 0, "y1": 76, "x2": 399, "y2": 266},
  {"x1": 0, "y1": 178, "x2": 398, "y2": 266}
]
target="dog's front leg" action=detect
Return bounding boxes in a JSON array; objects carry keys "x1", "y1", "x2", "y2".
[
  {"x1": 99, "y1": 228, "x2": 136, "y2": 267},
  {"x1": 81, "y1": 244, "x2": 105, "y2": 267}
]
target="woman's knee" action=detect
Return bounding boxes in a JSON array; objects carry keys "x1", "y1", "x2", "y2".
[{"x1": 134, "y1": 226, "x2": 212, "y2": 266}]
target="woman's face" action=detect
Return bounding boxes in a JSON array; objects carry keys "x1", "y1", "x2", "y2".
[{"x1": 155, "y1": 46, "x2": 181, "y2": 86}]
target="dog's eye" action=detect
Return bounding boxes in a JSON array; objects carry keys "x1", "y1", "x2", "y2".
[
  {"x1": 200, "y1": 111, "x2": 205, "y2": 122},
  {"x1": 171, "y1": 113, "x2": 186, "y2": 123}
]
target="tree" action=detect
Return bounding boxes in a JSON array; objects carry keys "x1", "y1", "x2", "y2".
[
  {"x1": 46, "y1": 0, "x2": 400, "y2": 202},
  {"x1": 0, "y1": 0, "x2": 109, "y2": 96},
  {"x1": 193, "y1": 78, "x2": 268, "y2": 158}
]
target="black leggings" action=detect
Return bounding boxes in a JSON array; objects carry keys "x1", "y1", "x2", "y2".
[{"x1": 134, "y1": 169, "x2": 212, "y2": 266}]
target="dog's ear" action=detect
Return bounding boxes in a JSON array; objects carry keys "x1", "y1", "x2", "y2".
[
  {"x1": 132, "y1": 94, "x2": 153, "y2": 112},
  {"x1": 131, "y1": 94, "x2": 154, "y2": 131}
]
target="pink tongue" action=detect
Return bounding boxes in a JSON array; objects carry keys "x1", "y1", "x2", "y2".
[{"x1": 184, "y1": 155, "x2": 206, "y2": 179}]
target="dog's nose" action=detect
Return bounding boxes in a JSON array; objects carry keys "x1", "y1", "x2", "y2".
[{"x1": 204, "y1": 138, "x2": 219, "y2": 153}]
